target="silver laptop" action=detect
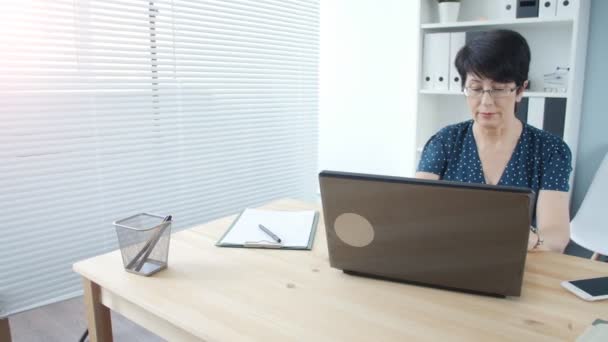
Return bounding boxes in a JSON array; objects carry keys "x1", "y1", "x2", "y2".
[{"x1": 319, "y1": 170, "x2": 534, "y2": 297}]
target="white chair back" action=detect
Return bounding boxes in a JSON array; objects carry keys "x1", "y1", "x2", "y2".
[{"x1": 570, "y1": 153, "x2": 608, "y2": 256}]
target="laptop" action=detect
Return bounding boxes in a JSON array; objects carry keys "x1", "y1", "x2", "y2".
[{"x1": 318, "y1": 170, "x2": 534, "y2": 297}]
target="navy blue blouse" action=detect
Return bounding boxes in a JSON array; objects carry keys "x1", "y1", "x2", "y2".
[{"x1": 417, "y1": 120, "x2": 572, "y2": 224}]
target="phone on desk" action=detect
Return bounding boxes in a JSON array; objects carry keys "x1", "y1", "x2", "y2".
[{"x1": 561, "y1": 277, "x2": 608, "y2": 301}]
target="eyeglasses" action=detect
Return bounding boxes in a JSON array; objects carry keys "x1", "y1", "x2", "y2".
[{"x1": 463, "y1": 87, "x2": 518, "y2": 98}]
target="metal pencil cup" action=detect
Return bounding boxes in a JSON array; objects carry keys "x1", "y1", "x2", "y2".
[{"x1": 113, "y1": 213, "x2": 172, "y2": 276}]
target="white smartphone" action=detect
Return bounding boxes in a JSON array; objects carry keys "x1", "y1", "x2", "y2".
[{"x1": 561, "y1": 276, "x2": 608, "y2": 301}]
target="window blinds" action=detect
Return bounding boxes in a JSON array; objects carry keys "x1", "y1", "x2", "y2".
[{"x1": 0, "y1": 0, "x2": 319, "y2": 316}]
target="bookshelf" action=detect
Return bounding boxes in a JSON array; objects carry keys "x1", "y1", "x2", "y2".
[
  {"x1": 420, "y1": 16, "x2": 572, "y2": 30},
  {"x1": 414, "y1": 0, "x2": 591, "y2": 179},
  {"x1": 419, "y1": 89, "x2": 569, "y2": 98}
]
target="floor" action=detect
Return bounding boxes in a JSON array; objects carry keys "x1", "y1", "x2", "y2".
[{"x1": 8, "y1": 296, "x2": 163, "y2": 342}]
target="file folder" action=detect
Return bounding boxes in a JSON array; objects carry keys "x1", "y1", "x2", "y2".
[
  {"x1": 431, "y1": 32, "x2": 450, "y2": 91},
  {"x1": 543, "y1": 97, "x2": 567, "y2": 138},
  {"x1": 448, "y1": 32, "x2": 466, "y2": 91},
  {"x1": 517, "y1": 0, "x2": 540, "y2": 18},
  {"x1": 539, "y1": 0, "x2": 557, "y2": 17},
  {"x1": 556, "y1": 0, "x2": 577, "y2": 18},
  {"x1": 500, "y1": 0, "x2": 517, "y2": 19},
  {"x1": 422, "y1": 33, "x2": 434, "y2": 90}
]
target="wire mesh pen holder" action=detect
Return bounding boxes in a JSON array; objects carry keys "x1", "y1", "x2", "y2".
[{"x1": 114, "y1": 213, "x2": 172, "y2": 276}]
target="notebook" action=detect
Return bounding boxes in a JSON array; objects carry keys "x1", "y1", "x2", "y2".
[{"x1": 216, "y1": 208, "x2": 319, "y2": 249}]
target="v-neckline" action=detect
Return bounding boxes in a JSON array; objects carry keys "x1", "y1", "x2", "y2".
[{"x1": 470, "y1": 120, "x2": 525, "y2": 186}]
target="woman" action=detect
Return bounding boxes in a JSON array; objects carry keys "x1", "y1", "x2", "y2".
[{"x1": 415, "y1": 29, "x2": 572, "y2": 253}]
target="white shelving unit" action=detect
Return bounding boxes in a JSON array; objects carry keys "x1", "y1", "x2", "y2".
[
  {"x1": 419, "y1": 89, "x2": 569, "y2": 98},
  {"x1": 413, "y1": 0, "x2": 591, "y2": 178},
  {"x1": 420, "y1": 16, "x2": 572, "y2": 29}
]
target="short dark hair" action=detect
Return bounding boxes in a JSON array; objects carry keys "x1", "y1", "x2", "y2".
[{"x1": 454, "y1": 29, "x2": 531, "y2": 89}]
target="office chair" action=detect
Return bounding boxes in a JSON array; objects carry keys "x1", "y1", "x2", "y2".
[{"x1": 570, "y1": 152, "x2": 608, "y2": 260}]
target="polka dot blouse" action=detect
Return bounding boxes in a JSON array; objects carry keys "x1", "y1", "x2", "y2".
[{"x1": 417, "y1": 120, "x2": 573, "y2": 224}]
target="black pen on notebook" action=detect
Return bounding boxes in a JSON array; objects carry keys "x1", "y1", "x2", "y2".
[{"x1": 258, "y1": 224, "x2": 282, "y2": 243}]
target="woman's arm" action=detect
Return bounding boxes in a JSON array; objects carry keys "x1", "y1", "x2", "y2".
[
  {"x1": 416, "y1": 172, "x2": 569, "y2": 252},
  {"x1": 533, "y1": 189, "x2": 571, "y2": 253},
  {"x1": 415, "y1": 172, "x2": 440, "y2": 180}
]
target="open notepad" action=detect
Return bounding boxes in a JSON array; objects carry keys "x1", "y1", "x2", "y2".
[{"x1": 216, "y1": 208, "x2": 319, "y2": 249}]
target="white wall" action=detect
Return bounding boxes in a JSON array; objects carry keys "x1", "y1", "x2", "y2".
[{"x1": 319, "y1": 1, "x2": 419, "y2": 179}]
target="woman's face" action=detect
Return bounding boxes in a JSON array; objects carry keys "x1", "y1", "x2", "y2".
[{"x1": 464, "y1": 74, "x2": 526, "y2": 129}]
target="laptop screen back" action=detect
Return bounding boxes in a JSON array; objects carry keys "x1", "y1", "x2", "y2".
[{"x1": 319, "y1": 171, "x2": 534, "y2": 297}]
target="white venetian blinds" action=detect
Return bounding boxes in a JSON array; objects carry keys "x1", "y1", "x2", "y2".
[{"x1": 0, "y1": 0, "x2": 318, "y2": 316}]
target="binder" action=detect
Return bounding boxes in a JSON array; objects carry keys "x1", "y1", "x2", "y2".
[
  {"x1": 500, "y1": 0, "x2": 517, "y2": 19},
  {"x1": 539, "y1": 0, "x2": 557, "y2": 18},
  {"x1": 448, "y1": 32, "x2": 466, "y2": 91},
  {"x1": 556, "y1": 0, "x2": 577, "y2": 18},
  {"x1": 527, "y1": 97, "x2": 546, "y2": 129},
  {"x1": 422, "y1": 34, "x2": 434, "y2": 90},
  {"x1": 543, "y1": 97, "x2": 567, "y2": 138},
  {"x1": 515, "y1": 97, "x2": 529, "y2": 123},
  {"x1": 516, "y1": 0, "x2": 540, "y2": 18},
  {"x1": 465, "y1": 31, "x2": 485, "y2": 45},
  {"x1": 431, "y1": 33, "x2": 450, "y2": 91},
  {"x1": 216, "y1": 208, "x2": 319, "y2": 249},
  {"x1": 421, "y1": 33, "x2": 451, "y2": 91}
]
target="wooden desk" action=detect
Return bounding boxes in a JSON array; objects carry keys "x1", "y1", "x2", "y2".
[
  {"x1": 73, "y1": 198, "x2": 608, "y2": 341},
  {"x1": 0, "y1": 317, "x2": 11, "y2": 342}
]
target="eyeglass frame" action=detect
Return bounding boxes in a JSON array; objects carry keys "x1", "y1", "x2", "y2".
[{"x1": 462, "y1": 86, "x2": 520, "y2": 98}]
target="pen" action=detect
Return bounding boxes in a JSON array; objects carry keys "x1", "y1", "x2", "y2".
[
  {"x1": 127, "y1": 215, "x2": 172, "y2": 271},
  {"x1": 258, "y1": 224, "x2": 282, "y2": 243}
]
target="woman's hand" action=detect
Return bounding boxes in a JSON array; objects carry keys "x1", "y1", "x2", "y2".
[
  {"x1": 527, "y1": 230, "x2": 546, "y2": 252},
  {"x1": 527, "y1": 230, "x2": 538, "y2": 251},
  {"x1": 415, "y1": 172, "x2": 440, "y2": 180}
]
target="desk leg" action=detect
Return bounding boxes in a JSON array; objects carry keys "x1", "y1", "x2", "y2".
[
  {"x1": 83, "y1": 278, "x2": 113, "y2": 342},
  {"x1": 0, "y1": 317, "x2": 11, "y2": 342}
]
